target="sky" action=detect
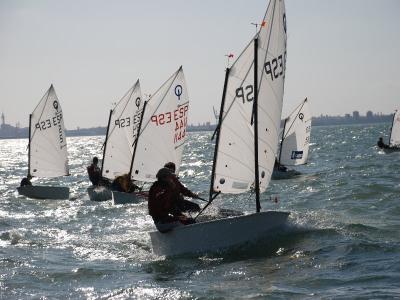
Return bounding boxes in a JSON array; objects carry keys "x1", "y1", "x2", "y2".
[{"x1": 0, "y1": 0, "x2": 399, "y2": 129}]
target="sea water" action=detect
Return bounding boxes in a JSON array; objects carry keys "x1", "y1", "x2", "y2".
[{"x1": 1, "y1": 123, "x2": 399, "y2": 299}]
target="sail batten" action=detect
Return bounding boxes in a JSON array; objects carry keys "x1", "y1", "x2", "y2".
[{"x1": 29, "y1": 85, "x2": 69, "y2": 178}]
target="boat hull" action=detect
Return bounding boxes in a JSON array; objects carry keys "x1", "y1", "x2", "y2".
[
  {"x1": 150, "y1": 210, "x2": 289, "y2": 256},
  {"x1": 17, "y1": 185, "x2": 69, "y2": 200},
  {"x1": 87, "y1": 186, "x2": 112, "y2": 202},
  {"x1": 271, "y1": 168, "x2": 300, "y2": 180},
  {"x1": 112, "y1": 191, "x2": 143, "y2": 205},
  {"x1": 382, "y1": 146, "x2": 400, "y2": 153}
]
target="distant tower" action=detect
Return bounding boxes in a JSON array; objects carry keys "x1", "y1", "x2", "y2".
[
  {"x1": 213, "y1": 106, "x2": 219, "y2": 125},
  {"x1": 1, "y1": 112, "x2": 4, "y2": 126}
]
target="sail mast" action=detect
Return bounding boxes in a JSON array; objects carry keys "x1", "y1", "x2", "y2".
[
  {"x1": 100, "y1": 109, "x2": 113, "y2": 178},
  {"x1": 278, "y1": 118, "x2": 288, "y2": 164},
  {"x1": 253, "y1": 37, "x2": 261, "y2": 213},
  {"x1": 209, "y1": 68, "x2": 230, "y2": 201},
  {"x1": 129, "y1": 101, "x2": 147, "y2": 179},
  {"x1": 27, "y1": 114, "x2": 32, "y2": 177},
  {"x1": 389, "y1": 110, "x2": 396, "y2": 145}
]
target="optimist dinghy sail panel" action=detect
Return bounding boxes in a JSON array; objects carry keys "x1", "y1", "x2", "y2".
[
  {"x1": 389, "y1": 110, "x2": 400, "y2": 147},
  {"x1": 29, "y1": 85, "x2": 69, "y2": 178},
  {"x1": 132, "y1": 67, "x2": 189, "y2": 182},
  {"x1": 101, "y1": 80, "x2": 144, "y2": 180},
  {"x1": 212, "y1": 0, "x2": 287, "y2": 195},
  {"x1": 278, "y1": 98, "x2": 311, "y2": 166}
]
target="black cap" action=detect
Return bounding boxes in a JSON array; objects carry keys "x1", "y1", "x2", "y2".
[
  {"x1": 156, "y1": 167, "x2": 173, "y2": 180},
  {"x1": 164, "y1": 162, "x2": 176, "y2": 172}
]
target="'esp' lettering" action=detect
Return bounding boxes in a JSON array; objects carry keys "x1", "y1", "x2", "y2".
[
  {"x1": 264, "y1": 51, "x2": 286, "y2": 81},
  {"x1": 35, "y1": 113, "x2": 63, "y2": 131},
  {"x1": 150, "y1": 104, "x2": 189, "y2": 126},
  {"x1": 236, "y1": 85, "x2": 254, "y2": 103},
  {"x1": 115, "y1": 117, "x2": 131, "y2": 128}
]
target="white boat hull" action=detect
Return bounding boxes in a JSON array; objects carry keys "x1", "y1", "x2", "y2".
[
  {"x1": 271, "y1": 168, "x2": 301, "y2": 180},
  {"x1": 17, "y1": 185, "x2": 69, "y2": 200},
  {"x1": 112, "y1": 191, "x2": 144, "y2": 205},
  {"x1": 87, "y1": 186, "x2": 112, "y2": 202},
  {"x1": 150, "y1": 211, "x2": 289, "y2": 256}
]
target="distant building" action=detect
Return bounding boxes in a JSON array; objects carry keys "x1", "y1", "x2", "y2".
[
  {"x1": 366, "y1": 111, "x2": 373, "y2": 119},
  {"x1": 353, "y1": 111, "x2": 360, "y2": 119}
]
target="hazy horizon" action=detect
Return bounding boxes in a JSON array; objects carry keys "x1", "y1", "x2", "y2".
[{"x1": 1, "y1": 0, "x2": 399, "y2": 129}]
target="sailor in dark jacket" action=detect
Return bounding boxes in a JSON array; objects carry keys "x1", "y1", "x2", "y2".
[
  {"x1": 377, "y1": 137, "x2": 389, "y2": 149},
  {"x1": 20, "y1": 175, "x2": 32, "y2": 187},
  {"x1": 148, "y1": 167, "x2": 196, "y2": 233}
]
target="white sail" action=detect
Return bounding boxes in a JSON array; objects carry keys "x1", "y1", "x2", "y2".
[
  {"x1": 131, "y1": 66, "x2": 189, "y2": 182},
  {"x1": 389, "y1": 110, "x2": 400, "y2": 147},
  {"x1": 29, "y1": 85, "x2": 69, "y2": 178},
  {"x1": 279, "y1": 98, "x2": 311, "y2": 166},
  {"x1": 101, "y1": 80, "x2": 144, "y2": 180},
  {"x1": 213, "y1": 0, "x2": 287, "y2": 194}
]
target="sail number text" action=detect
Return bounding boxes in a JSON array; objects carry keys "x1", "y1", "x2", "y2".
[
  {"x1": 34, "y1": 112, "x2": 65, "y2": 145},
  {"x1": 235, "y1": 51, "x2": 287, "y2": 103},
  {"x1": 35, "y1": 113, "x2": 63, "y2": 131},
  {"x1": 264, "y1": 51, "x2": 286, "y2": 81},
  {"x1": 150, "y1": 104, "x2": 189, "y2": 143},
  {"x1": 114, "y1": 111, "x2": 142, "y2": 129}
]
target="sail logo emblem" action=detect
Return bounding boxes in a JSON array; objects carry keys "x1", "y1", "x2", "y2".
[
  {"x1": 299, "y1": 113, "x2": 304, "y2": 121},
  {"x1": 291, "y1": 150, "x2": 303, "y2": 160},
  {"x1": 135, "y1": 97, "x2": 141, "y2": 109},
  {"x1": 175, "y1": 85, "x2": 183, "y2": 100},
  {"x1": 53, "y1": 100, "x2": 59, "y2": 111}
]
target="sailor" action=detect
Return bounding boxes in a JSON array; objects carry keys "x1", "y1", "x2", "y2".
[
  {"x1": 110, "y1": 174, "x2": 139, "y2": 193},
  {"x1": 20, "y1": 174, "x2": 32, "y2": 187},
  {"x1": 377, "y1": 137, "x2": 389, "y2": 149},
  {"x1": 163, "y1": 162, "x2": 200, "y2": 213},
  {"x1": 87, "y1": 157, "x2": 101, "y2": 186},
  {"x1": 148, "y1": 167, "x2": 196, "y2": 233}
]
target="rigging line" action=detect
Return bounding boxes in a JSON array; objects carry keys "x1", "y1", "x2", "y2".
[{"x1": 194, "y1": 191, "x2": 221, "y2": 221}]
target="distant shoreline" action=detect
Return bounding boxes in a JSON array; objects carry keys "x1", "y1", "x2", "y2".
[{"x1": 0, "y1": 119, "x2": 391, "y2": 140}]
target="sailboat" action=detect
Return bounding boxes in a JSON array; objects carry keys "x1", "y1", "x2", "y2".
[
  {"x1": 272, "y1": 98, "x2": 311, "y2": 179},
  {"x1": 87, "y1": 80, "x2": 144, "y2": 202},
  {"x1": 17, "y1": 85, "x2": 70, "y2": 200},
  {"x1": 381, "y1": 109, "x2": 400, "y2": 153},
  {"x1": 112, "y1": 66, "x2": 190, "y2": 204},
  {"x1": 150, "y1": 0, "x2": 289, "y2": 256}
]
